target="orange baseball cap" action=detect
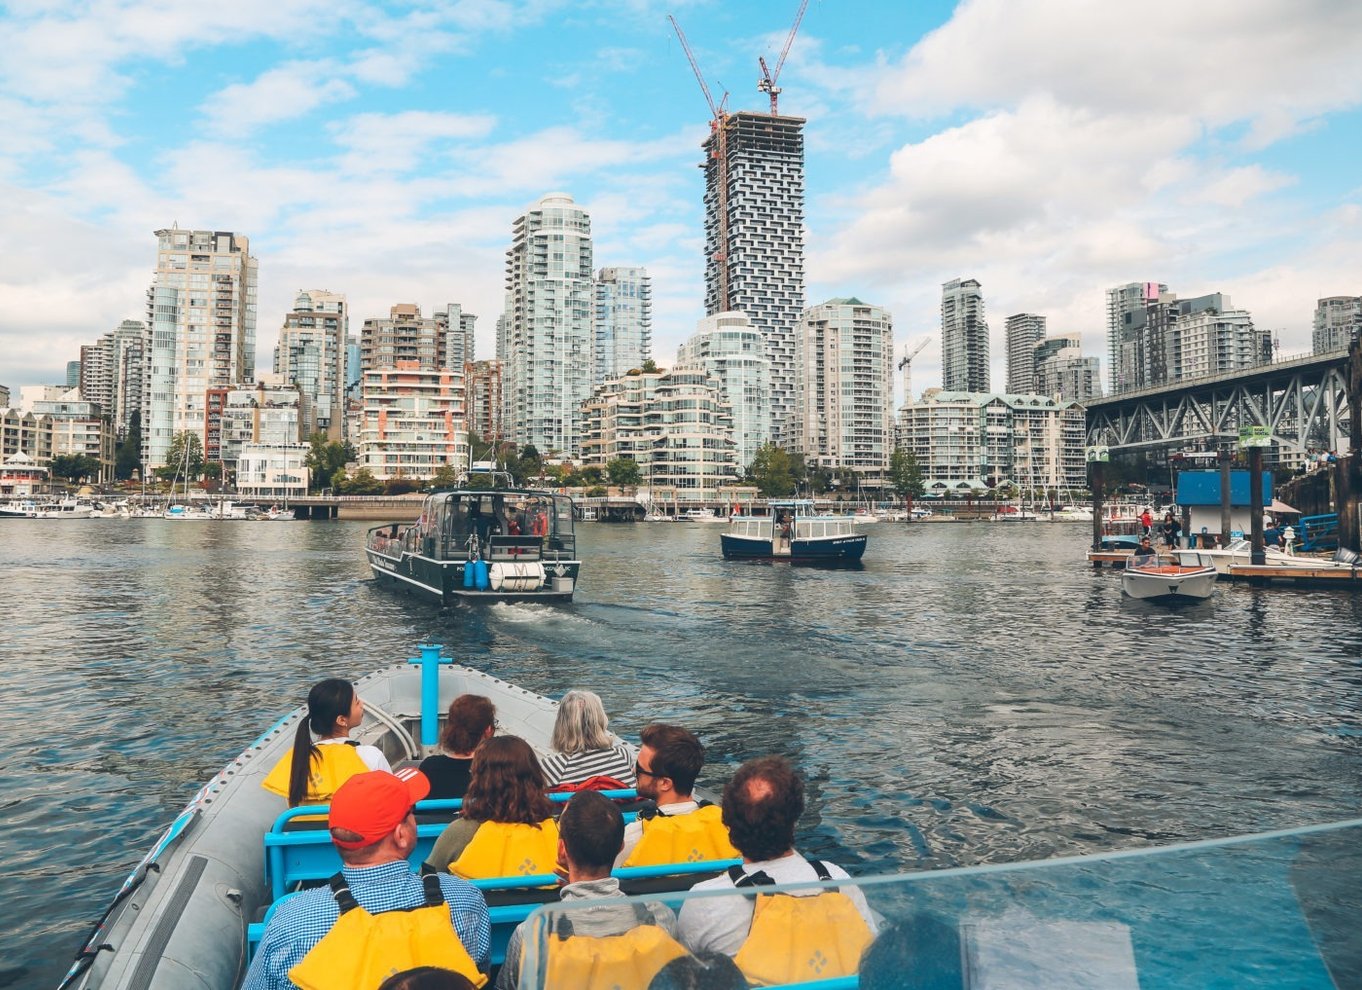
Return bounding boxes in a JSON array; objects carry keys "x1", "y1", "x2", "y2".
[{"x1": 329, "y1": 768, "x2": 430, "y2": 849}]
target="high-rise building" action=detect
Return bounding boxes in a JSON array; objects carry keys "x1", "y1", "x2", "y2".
[
  {"x1": 1005, "y1": 313, "x2": 1046, "y2": 393},
  {"x1": 941, "y1": 278, "x2": 989, "y2": 392},
  {"x1": 79, "y1": 319, "x2": 144, "y2": 437},
  {"x1": 0, "y1": 385, "x2": 9, "y2": 408},
  {"x1": 143, "y1": 228, "x2": 258, "y2": 469},
  {"x1": 1033, "y1": 336, "x2": 1103, "y2": 404},
  {"x1": 275, "y1": 289, "x2": 348, "y2": 440},
  {"x1": 33, "y1": 393, "x2": 115, "y2": 482},
  {"x1": 793, "y1": 298, "x2": 895, "y2": 482},
  {"x1": 1106, "y1": 281, "x2": 1167, "y2": 392},
  {"x1": 65, "y1": 361, "x2": 81, "y2": 389},
  {"x1": 360, "y1": 303, "x2": 459, "y2": 375},
  {"x1": 464, "y1": 360, "x2": 505, "y2": 443},
  {"x1": 593, "y1": 266, "x2": 652, "y2": 384},
  {"x1": 702, "y1": 112, "x2": 805, "y2": 444},
  {"x1": 357, "y1": 362, "x2": 467, "y2": 480},
  {"x1": 443, "y1": 303, "x2": 477, "y2": 369},
  {"x1": 211, "y1": 380, "x2": 306, "y2": 469},
  {"x1": 1313, "y1": 296, "x2": 1361, "y2": 354},
  {"x1": 676, "y1": 311, "x2": 769, "y2": 473},
  {"x1": 502, "y1": 193, "x2": 594, "y2": 457},
  {"x1": 1109, "y1": 285, "x2": 1266, "y2": 390}
]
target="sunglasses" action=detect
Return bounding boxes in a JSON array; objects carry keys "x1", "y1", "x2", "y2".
[{"x1": 635, "y1": 760, "x2": 664, "y2": 779}]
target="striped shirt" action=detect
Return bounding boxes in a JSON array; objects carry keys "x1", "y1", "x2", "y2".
[
  {"x1": 539, "y1": 744, "x2": 637, "y2": 788},
  {"x1": 243, "y1": 859, "x2": 491, "y2": 990}
]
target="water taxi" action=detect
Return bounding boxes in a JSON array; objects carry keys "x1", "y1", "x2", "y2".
[
  {"x1": 1121, "y1": 551, "x2": 1217, "y2": 602},
  {"x1": 365, "y1": 487, "x2": 580, "y2": 606},
  {"x1": 721, "y1": 499, "x2": 867, "y2": 565}
]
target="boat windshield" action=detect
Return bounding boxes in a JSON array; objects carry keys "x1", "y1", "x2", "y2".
[
  {"x1": 515, "y1": 817, "x2": 1362, "y2": 989},
  {"x1": 405, "y1": 491, "x2": 576, "y2": 560}
]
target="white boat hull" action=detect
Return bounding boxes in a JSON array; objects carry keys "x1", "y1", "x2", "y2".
[{"x1": 1122, "y1": 565, "x2": 1218, "y2": 601}]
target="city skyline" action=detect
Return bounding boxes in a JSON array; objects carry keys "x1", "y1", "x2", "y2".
[{"x1": 1, "y1": 1, "x2": 1360, "y2": 400}]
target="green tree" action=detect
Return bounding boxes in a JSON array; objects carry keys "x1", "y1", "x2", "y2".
[
  {"x1": 749, "y1": 444, "x2": 798, "y2": 497},
  {"x1": 115, "y1": 411, "x2": 142, "y2": 480},
  {"x1": 606, "y1": 457, "x2": 642, "y2": 487},
  {"x1": 305, "y1": 432, "x2": 353, "y2": 492},
  {"x1": 384, "y1": 476, "x2": 421, "y2": 495},
  {"x1": 888, "y1": 447, "x2": 926, "y2": 502},
  {"x1": 641, "y1": 358, "x2": 660, "y2": 374},
  {"x1": 575, "y1": 465, "x2": 603, "y2": 486},
  {"x1": 513, "y1": 445, "x2": 542, "y2": 484},
  {"x1": 337, "y1": 467, "x2": 384, "y2": 495},
  {"x1": 50, "y1": 453, "x2": 100, "y2": 484},
  {"x1": 166, "y1": 430, "x2": 204, "y2": 480},
  {"x1": 429, "y1": 463, "x2": 461, "y2": 489}
]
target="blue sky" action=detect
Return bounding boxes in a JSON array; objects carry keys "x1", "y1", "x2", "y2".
[{"x1": 2, "y1": 0, "x2": 1360, "y2": 399}]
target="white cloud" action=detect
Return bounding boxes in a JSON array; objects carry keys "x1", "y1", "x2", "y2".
[
  {"x1": 330, "y1": 111, "x2": 499, "y2": 173},
  {"x1": 200, "y1": 63, "x2": 358, "y2": 137}
]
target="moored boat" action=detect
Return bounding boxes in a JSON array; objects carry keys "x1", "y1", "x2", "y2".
[
  {"x1": 1174, "y1": 539, "x2": 1358, "y2": 577},
  {"x1": 721, "y1": 499, "x2": 867, "y2": 565},
  {"x1": 678, "y1": 507, "x2": 726, "y2": 523},
  {"x1": 366, "y1": 487, "x2": 580, "y2": 606},
  {"x1": 1121, "y1": 551, "x2": 1217, "y2": 602}
]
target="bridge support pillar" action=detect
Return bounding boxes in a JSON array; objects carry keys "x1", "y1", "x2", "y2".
[{"x1": 1249, "y1": 447, "x2": 1265, "y2": 566}]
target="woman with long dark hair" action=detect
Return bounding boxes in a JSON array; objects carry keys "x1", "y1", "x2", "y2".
[
  {"x1": 424, "y1": 735, "x2": 557, "y2": 878},
  {"x1": 261, "y1": 678, "x2": 390, "y2": 807},
  {"x1": 418, "y1": 694, "x2": 496, "y2": 801}
]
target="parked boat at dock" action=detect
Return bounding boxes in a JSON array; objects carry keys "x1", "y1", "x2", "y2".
[
  {"x1": 721, "y1": 499, "x2": 867, "y2": 565},
  {"x1": 1173, "y1": 539, "x2": 1358, "y2": 577},
  {"x1": 366, "y1": 487, "x2": 580, "y2": 606},
  {"x1": 1121, "y1": 551, "x2": 1217, "y2": 602}
]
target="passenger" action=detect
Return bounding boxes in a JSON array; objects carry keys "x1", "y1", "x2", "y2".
[
  {"x1": 378, "y1": 968, "x2": 479, "y2": 990},
  {"x1": 1132, "y1": 535, "x2": 1156, "y2": 559},
  {"x1": 645, "y1": 952, "x2": 748, "y2": 990},
  {"x1": 418, "y1": 695, "x2": 496, "y2": 801},
  {"x1": 261, "y1": 678, "x2": 390, "y2": 808},
  {"x1": 857, "y1": 913, "x2": 964, "y2": 990},
  {"x1": 616, "y1": 723, "x2": 738, "y2": 869},
  {"x1": 677, "y1": 756, "x2": 877, "y2": 986},
  {"x1": 424, "y1": 736, "x2": 560, "y2": 879},
  {"x1": 244, "y1": 770, "x2": 490, "y2": 990},
  {"x1": 538, "y1": 689, "x2": 637, "y2": 789},
  {"x1": 497, "y1": 791, "x2": 685, "y2": 990}
]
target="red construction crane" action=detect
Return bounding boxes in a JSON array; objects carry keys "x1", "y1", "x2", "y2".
[
  {"x1": 669, "y1": 13, "x2": 732, "y2": 312},
  {"x1": 757, "y1": 0, "x2": 809, "y2": 116}
]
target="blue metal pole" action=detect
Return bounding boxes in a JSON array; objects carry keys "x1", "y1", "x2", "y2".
[{"x1": 409, "y1": 643, "x2": 448, "y2": 748}]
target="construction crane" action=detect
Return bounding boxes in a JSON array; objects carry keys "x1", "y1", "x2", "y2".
[
  {"x1": 898, "y1": 337, "x2": 931, "y2": 405},
  {"x1": 757, "y1": 0, "x2": 810, "y2": 116},
  {"x1": 669, "y1": 13, "x2": 732, "y2": 312}
]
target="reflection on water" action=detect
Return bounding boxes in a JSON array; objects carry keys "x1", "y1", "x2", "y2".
[{"x1": 3, "y1": 519, "x2": 1361, "y2": 986}]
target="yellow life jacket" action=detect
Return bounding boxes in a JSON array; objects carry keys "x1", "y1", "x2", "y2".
[
  {"x1": 730, "y1": 861, "x2": 874, "y2": 987},
  {"x1": 622, "y1": 803, "x2": 739, "y2": 868},
  {"x1": 534, "y1": 903, "x2": 689, "y2": 990},
  {"x1": 288, "y1": 872, "x2": 487, "y2": 990},
  {"x1": 261, "y1": 739, "x2": 369, "y2": 805},
  {"x1": 450, "y1": 818, "x2": 560, "y2": 881}
]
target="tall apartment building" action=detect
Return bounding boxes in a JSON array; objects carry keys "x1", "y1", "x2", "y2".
[
  {"x1": 1033, "y1": 336, "x2": 1102, "y2": 404},
  {"x1": 275, "y1": 289, "x2": 347, "y2": 440},
  {"x1": 1106, "y1": 281, "x2": 1167, "y2": 392},
  {"x1": 502, "y1": 193, "x2": 594, "y2": 457},
  {"x1": 65, "y1": 361, "x2": 81, "y2": 389},
  {"x1": 143, "y1": 228, "x2": 258, "y2": 469},
  {"x1": 897, "y1": 390, "x2": 1085, "y2": 492},
  {"x1": 210, "y1": 380, "x2": 306, "y2": 469},
  {"x1": 1005, "y1": 313, "x2": 1046, "y2": 393},
  {"x1": 1313, "y1": 296, "x2": 1361, "y2": 354},
  {"x1": 357, "y1": 363, "x2": 467, "y2": 480},
  {"x1": 676, "y1": 311, "x2": 769, "y2": 472},
  {"x1": 702, "y1": 112, "x2": 805, "y2": 444},
  {"x1": 1109, "y1": 285, "x2": 1267, "y2": 390},
  {"x1": 593, "y1": 266, "x2": 652, "y2": 384},
  {"x1": 580, "y1": 369, "x2": 735, "y2": 497},
  {"x1": 33, "y1": 395, "x2": 115, "y2": 481},
  {"x1": 941, "y1": 278, "x2": 989, "y2": 392},
  {"x1": 0, "y1": 385, "x2": 9, "y2": 408},
  {"x1": 443, "y1": 303, "x2": 477, "y2": 369},
  {"x1": 464, "y1": 360, "x2": 505, "y2": 443},
  {"x1": 80, "y1": 319, "x2": 144, "y2": 437},
  {"x1": 793, "y1": 298, "x2": 895, "y2": 482},
  {"x1": 360, "y1": 303, "x2": 469, "y2": 376}
]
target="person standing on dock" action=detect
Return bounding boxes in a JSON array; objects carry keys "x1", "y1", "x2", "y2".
[{"x1": 1140, "y1": 508, "x2": 1153, "y2": 536}]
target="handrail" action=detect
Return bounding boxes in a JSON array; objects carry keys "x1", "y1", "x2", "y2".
[{"x1": 268, "y1": 790, "x2": 639, "y2": 832}]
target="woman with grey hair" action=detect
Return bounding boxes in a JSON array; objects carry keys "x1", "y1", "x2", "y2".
[{"x1": 538, "y1": 689, "x2": 637, "y2": 789}]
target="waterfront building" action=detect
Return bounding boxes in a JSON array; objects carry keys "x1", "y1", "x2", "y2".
[
  {"x1": 444, "y1": 304, "x2": 477, "y2": 369},
  {"x1": 897, "y1": 390, "x2": 1085, "y2": 492},
  {"x1": 0, "y1": 407, "x2": 53, "y2": 464},
  {"x1": 360, "y1": 303, "x2": 468, "y2": 377},
  {"x1": 502, "y1": 193, "x2": 594, "y2": 457},
  {"x1": 676, "y1": 312, "x2": 770, "y2": 474},
  {"x1": 345, "y1": 337, "x2": 362, "y2": 390},
  {"x1": 1106, "y1": 281, "x2": 1167, "y2": 392},
  {"x1": 78, "y1": 319, "x2": 144, "y2": 439},
  {"x1": 1313, "y1": 296, "x2": 1361, "y2": 354},
  {"x1": 941, "y1": 278, "x2": 990, "y2": 392},
  {"x1": 211, "y1": 380, "x2": 306, "y2": 470},
  {"x1": 703, "y1": 112, "x2": 805, "y2": 444},
  {"x1": 792, "y1": 298, "x2": 895, "y2": 485},
  {"x1": 235, "y1": 442, "x2": 310, "y2": 499},
  {"x1": 65, "y1": 361, "x2": 81, "y2": 389},
  {"x1": 32, "y1": 394, "x2": 114, "y2": 482},
  {"x1": 0, "y1": 385, "x2": 8, "y2": 407},
  {"x1": 593, "y1": 266, "x2": 652, "y2": 385},
  {"x1": 0, "y1": 452, "x2": 49, "y2": 496},
  {"x1": 1005, "y1": 314, "x2": 1046, "y2": 393},
  {"x1": 581, "y1": 368, "x2": 736, "y2": 498},
  {"x1": 357, "y1": 362, "x2": 467, "y2": 480},
  {"x1": 275, "y1": 289, "x2": 348, "y2": 440},
  {"x1": 144, "y1": 228, "x2": 258, "y2": 470},
  {"x1": 1033, "y1": 336, "x2": 1103, "y2": 404},
  {"x1": 464, "y1": 360, "x2": 504, "y2": 443}
]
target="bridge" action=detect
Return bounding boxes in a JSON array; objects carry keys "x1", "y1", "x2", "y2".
[{"x1": 1084, "y1": 347, "x2": 1354, "y2": 459}]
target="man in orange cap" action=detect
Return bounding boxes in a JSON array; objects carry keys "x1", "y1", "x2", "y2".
[{"x1": 245, "y1": 769, "x2": 491, "y2": 990}]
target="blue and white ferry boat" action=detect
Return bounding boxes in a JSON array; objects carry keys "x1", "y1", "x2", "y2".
[{"x1": 721, "y1": 499, "x2": 868, "y2": 565}]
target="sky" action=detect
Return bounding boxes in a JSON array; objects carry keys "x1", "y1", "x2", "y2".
[{"x1": 1, "y1": 0, "x2": 1360, "y2": 402}]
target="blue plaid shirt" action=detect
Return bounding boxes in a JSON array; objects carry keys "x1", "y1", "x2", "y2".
[{"x1": 243, "y1": 859, "x2": 491, "y2": 990}]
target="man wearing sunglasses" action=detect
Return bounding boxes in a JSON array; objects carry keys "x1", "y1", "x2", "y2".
[{"x1": 616, "y1": 723, "x2": 737, "y2": 869}]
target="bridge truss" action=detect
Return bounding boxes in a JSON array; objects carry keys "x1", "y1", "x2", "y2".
[{"x1": 1085, "y1": 351, "x2": 1352, "y2": 457}]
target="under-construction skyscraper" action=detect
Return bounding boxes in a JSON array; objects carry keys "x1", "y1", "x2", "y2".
[{"x1": 702, "y1": 111, "x2": 805, "y2": 444}]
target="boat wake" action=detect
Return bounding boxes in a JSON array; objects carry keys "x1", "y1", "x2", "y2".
[{"x1": 487, "y1": 602, "x2": 594, "y2": 626}]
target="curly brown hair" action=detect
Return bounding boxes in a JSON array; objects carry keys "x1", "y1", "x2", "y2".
[
  {"x1": 721, "y1": 755, "x2": 804, "y2": 861},
  {"x1": 440, "y1": 694, "x2": 495, "y2": 754},
  {"x1": 460, "y1": 735, "x2": 554, "y2": 824}
]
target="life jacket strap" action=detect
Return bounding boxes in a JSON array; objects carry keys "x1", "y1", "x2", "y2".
[
  {"x1": 553, "y1": 900, "x2": 652, "y2": 940},
  {"x1": 328, "y1": 872, "x2": 359, "y2": 914},
  {"x1": 730, "y1": 860, "x2": 835, "y2": 889},
  {"x1": 421, "y1": 871, "x2": 446, "y2": 908}
]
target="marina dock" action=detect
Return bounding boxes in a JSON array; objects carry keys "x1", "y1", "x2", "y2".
[{"x1": 1226, "y1": 563, "x2": 1362, "y2": 585}]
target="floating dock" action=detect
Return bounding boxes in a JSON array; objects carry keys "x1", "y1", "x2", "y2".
[{"x1": 1226, "y1": 563, "x2": 1362, "y2": 586}]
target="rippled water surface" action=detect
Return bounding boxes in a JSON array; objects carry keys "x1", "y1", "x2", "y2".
[{"x1": 4, "y1": 518, "x2": 1362, "y2": 986}]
